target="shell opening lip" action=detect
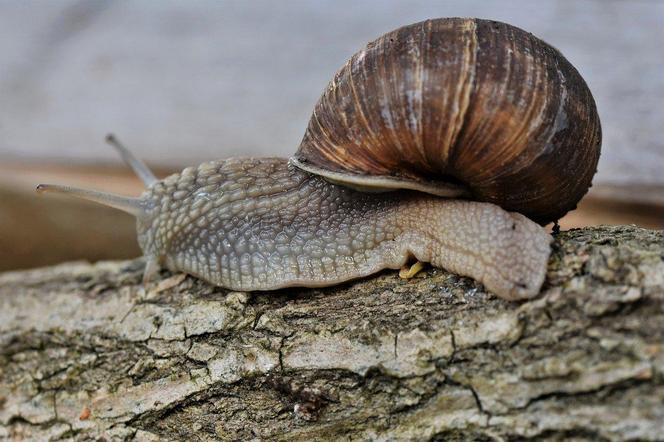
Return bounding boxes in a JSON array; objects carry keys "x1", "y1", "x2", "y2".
[{"x1": 289, "y1": 156, "x2": 470, "y2": 198}]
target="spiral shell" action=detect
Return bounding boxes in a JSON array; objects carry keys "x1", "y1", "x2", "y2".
[{"x1": 293, "y1": 18, "x2": 601, "y2": 224}]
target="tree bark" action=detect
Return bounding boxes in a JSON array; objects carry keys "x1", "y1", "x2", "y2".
[{"x1": 1, "y1": 225, "x2": 663, "y2": 441}]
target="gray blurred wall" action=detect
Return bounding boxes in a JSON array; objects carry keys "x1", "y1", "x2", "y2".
[{"x1": 1, "y1": 0, "x2": 663, "y2": 185}]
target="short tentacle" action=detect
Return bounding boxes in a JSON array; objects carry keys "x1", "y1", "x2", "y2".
[{"x1": 106, "y1": 134, "x2": 158, "y2": 187}]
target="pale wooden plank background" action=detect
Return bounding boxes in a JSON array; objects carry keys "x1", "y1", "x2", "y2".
[{"x1": 0, "y1": 0, "x2": 663, "y2": 186}]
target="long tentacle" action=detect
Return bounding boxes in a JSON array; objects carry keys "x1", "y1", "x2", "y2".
[{"x1": 36, "y1": 184, "x2": 143, "y2": 217}]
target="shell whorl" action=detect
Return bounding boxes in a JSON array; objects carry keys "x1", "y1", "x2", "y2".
[{"x1": 294, "y1": 17, "x2": 601, "y2": 224}]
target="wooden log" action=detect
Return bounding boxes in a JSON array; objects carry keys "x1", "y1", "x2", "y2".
[{"x1": 1, "y1": 225, "x2": 663, "y2": 441}]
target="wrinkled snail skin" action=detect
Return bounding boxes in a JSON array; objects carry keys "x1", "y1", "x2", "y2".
[
  {"x1": 36, "y1": 17, "x2": 601, "y2": 301},
  {"x1": 136, "y1": 158, "x2": 551, "y2": 301}
]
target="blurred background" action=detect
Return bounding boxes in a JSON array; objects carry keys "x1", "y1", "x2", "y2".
[{"x1": 1, "y1": 0, "x2": 663, "y2": 272}]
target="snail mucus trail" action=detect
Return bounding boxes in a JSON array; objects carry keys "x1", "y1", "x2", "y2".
[{"x1": 37, "y1": 18, "x2": 601, "y2": 301}]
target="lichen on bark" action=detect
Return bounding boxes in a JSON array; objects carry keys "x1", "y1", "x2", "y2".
[{"x1": 1, "y1": 225, "x2": 663, "y2": 441}]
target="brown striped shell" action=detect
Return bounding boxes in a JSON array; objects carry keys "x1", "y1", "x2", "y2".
[{"x1": 292, "y1": 18, "x2": 601, "y2": 224}]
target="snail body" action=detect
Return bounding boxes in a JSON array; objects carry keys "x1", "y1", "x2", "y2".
[
  {"x1": 136, "y1": 157, "x2": 550, "y2": 299},
  {"x1": 37, "y1": 18, "x2": 601, "y2": 301}
]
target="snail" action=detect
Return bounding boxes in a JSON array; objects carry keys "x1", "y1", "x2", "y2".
[{"x1": 37, "y1": 18, "x2": 601, "y2": 301}]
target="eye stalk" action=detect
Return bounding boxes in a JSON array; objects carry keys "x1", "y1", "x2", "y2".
[{"x1": 35, "y1": 134, "x2": 154, "y2": 217}]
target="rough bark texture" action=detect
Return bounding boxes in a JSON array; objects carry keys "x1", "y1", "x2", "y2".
[{"x1": 1, "y1": 225, "x2": 663, "y2": 441}]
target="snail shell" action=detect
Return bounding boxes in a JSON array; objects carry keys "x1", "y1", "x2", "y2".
[{"x1": 293, "y1": 18, "x2": 601, "y2": 224}]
